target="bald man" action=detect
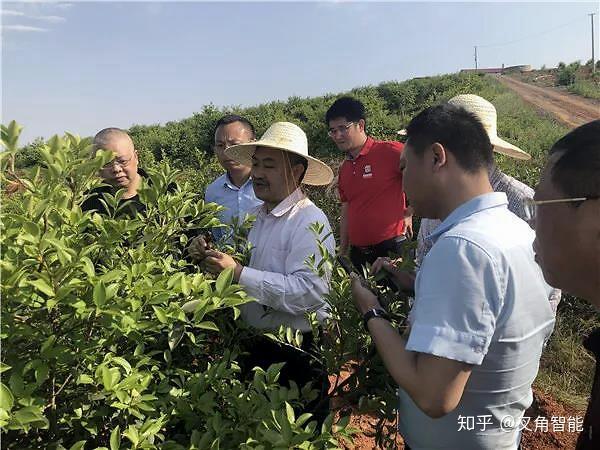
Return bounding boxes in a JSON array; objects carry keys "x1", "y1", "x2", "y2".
[{"x1": 82, "y1": 127, "x2": 147, "y2": 216}]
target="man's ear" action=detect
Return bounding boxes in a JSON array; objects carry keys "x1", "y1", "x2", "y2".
[
  {"x1": 358, "y1": 119, "x2": 366, "y2": 133},
  {"x1": 291, "y1": 163, "x2": 304, "y2": 187},
  {"x1": 430, "y1": 143, "x2": 447, "y2": 172}
]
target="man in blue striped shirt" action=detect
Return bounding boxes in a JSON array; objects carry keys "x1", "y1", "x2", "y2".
[{"x1": 205, "y1": 115, "x2": 262, "y2": 241}]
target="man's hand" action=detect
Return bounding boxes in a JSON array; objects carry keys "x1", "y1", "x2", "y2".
[
  {"x1": 404, "y1": 214, "x2": 414, "y2": 240},
  {"x1": 204, "y1": 250, "x2": 243, "y2": 281},
  {"x1": 188, "y1": 235, "x2": 209, "y2": 262},
  {"x1": 350, "y1": 273, "x2": 382, "y2": 315},
  {"x1": 371, "y1": 257, "x2": 415, "y2": 292}
]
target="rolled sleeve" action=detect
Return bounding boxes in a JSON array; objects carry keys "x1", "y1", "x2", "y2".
[{"x1": 407, "y1": 236, "x2": 502, "y2": 365}]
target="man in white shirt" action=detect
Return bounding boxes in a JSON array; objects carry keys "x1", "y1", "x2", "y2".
[
  {"x1": 189, "y1": 122, "x2": 335, "y2": 420},
  {"x1": 351, "y1": 103, "x2": 554, "y2": 449}
]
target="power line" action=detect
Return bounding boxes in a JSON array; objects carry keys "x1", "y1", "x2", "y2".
[{"x1": 478, "y1": 15, "x2": 587, "y2": 49}]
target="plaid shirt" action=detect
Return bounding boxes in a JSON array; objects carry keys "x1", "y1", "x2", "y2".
[{"x1": 416, "y1": 166, "x2": 561, "y2": 313}]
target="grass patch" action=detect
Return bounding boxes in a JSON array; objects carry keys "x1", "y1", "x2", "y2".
[
  {"x1": 535, "y1": 296, "x2": 599, "y2": 410},
  {"x1": 568, "y1": 79, "x2": 600, "y2": 100}
]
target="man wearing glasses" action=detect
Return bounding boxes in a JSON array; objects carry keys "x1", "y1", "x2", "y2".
[
  {"x1": 530, "y1": 120, "x2": 599, "y2": 450},
  {"x1": 350, "y1": 103, "x2": 555, "y2": 449},
  {"x1": 325, "y1": 96, "x2": 412, "y2": 272},
  {"x1": 82, "y1": 127, "x2": 146, "y2": 217}
]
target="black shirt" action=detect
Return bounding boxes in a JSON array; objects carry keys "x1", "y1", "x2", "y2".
[
  {"x1": 577, "y1": 328, "x2": 600, "y2": 449},
  {"x1": 81, "y1": 169, "x2": 148, "y2": 218}
]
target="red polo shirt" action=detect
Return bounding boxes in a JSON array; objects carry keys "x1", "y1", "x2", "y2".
[{"x1": 338, "y1": 136, "x2": 407, "y2": 247}]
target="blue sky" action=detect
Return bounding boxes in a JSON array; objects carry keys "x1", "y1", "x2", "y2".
[{"x1": 2, "y1": 1, "x2": 598, "y2": 144}]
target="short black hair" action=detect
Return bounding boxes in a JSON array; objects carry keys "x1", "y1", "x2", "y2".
[
  {"x1": 405, "y1": 103, "x2": 494, "y2": 173},
  {"x1": 285, "y1": 152, "x2": 308, "y2": 184},
  {"x1": 212, "y1": 114, "x2": 256, "y2": 140},
  {"x1": 549, "y1": 120, "x2": 600, "y2": 199},
  {"x1": 325, "y1": 96, "x2": 366, "y2": 126}
]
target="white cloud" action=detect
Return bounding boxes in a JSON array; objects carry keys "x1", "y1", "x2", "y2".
[
  {"x1": 31, "y1": 15, "x2": 66, "y2": 23},
  {"x1": 55, "y1": 3, "x2": 73, "y2": 9},
  {"x1": 1, "y1": 10, "x2": 26, "y2": 17},
  {"x1": 3, "y1": 24, "x2": 48, "y2": 32}
]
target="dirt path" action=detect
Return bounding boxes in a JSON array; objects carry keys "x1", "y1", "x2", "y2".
[{"x1": 497, "y1": 75, "x2": 599, "y2": 128}]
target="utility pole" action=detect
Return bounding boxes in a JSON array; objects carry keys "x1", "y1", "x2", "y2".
[
  {"x1": 590, "y1": 13, "x2": 596, "y2": 73},
  {"x1": 474, "y1": 46, "x2": 478, "y2": 70}
]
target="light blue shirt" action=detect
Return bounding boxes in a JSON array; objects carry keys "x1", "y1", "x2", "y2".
[
  {"x1": 204, "y1": 173, "x2": 263, "y2": 241},
  {"x1": 399, "y1": 192, "x2": 555, "y2": 450}
]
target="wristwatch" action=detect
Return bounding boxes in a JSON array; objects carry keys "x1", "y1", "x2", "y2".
[{"x1": 362, "y1": 308, "x2": 390, "y2": 331}]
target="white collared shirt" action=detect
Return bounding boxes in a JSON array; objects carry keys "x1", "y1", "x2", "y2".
[{"x1": 238, "y1": 188, "x2": 336, "y2": 332}]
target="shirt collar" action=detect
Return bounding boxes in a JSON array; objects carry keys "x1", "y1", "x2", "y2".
[
  {"x1": 346, "y1": 136, "x2": 374, "y2": 160},
  {"x1": 427, "y1": 192, "x2": 509, "y2": 243},
  {"x1": 263, "y1": 187, "x2": 305, "y2": 218},
  {"x1": 223, "y1": 173, "x2": 252, "y2": 191}
]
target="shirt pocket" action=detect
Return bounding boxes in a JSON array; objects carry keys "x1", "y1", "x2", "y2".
[{"x1": 255, "y1": 242, "x2": 288, "y2": 273}]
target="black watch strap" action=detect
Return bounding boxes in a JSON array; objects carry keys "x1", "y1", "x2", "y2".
[{"x1": 363, "y1": 308, "x2": 390, "y2": 331}]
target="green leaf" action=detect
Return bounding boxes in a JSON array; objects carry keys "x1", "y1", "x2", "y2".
[
  {"x1": 12, "y1": 405, "x2": 48, "y2": 427},
  {"x1": 0, "y1": 383, "x2": 14, "y2": 411},
  {"x1": 102, "y1": 366, "x2": 114, "y2": 390},
  {"x1": 197, "y1": 321, "x2": 219, "y2": 332},
  {"x1": 93, "y1": 281, "x2": 107, "y2": 307},
  {"x1": 215, "y1": 268, "x2": 233, "y2": 295},
  {"x1": 110, "y1": 425, "x2": 121, "y2": 450},
  {"x1": 285, "y1": 402, "x2": 295, "y2": 424},
  {"x1": 28, "y1": 278, "x2": 55, "y2": 297},
  {"x1": 153, "y1": 306, "x2": 168, "y2": 324},
  {"x1": 23, "y1": 221, "x2": 40, "y2": 238},
  {"x1": 69, "y1": 441, "x2": 87, "y2": 450},
  {"x1": 168, "y1": 323, "x2": 185, "y2": 351},
  {"x1": 123, "y1": 425, "x2": 139, "y2": 447},
  {"x1": 0, "y1": 363, "x2": 11, "y2": 375},
  {"x1": 80, "y1": 257, "x2": 95, "y2": 278},
  {"x1": 76, "y1": 374, "x2": 94, "y2": 385},
  {"x1": 111, "y1": 357, "x2": 131, "y2": 375},
  {"x1": 180, "y1": 276, "x2": 190, "y2": 296}
]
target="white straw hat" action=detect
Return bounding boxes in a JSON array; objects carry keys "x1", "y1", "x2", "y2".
[
  {"x1": 397, "y1": 94, "x2": 531, "y2": 160},
  {"x1": 448, "y1": 94, "x2": 530, "y2": 160},
  {"x1": 224, "y1": 122, "x2": 334, "y2": 186}
]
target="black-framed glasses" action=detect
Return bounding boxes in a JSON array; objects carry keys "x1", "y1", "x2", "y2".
[
  {"x1": 523, "y1": 196, "x2": 595, "y2": 223},
  {"x1": 327, "y1": 122, "x2": 356, "y2": 137}
]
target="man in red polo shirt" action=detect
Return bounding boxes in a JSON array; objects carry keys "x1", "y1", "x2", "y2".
[{"x1": 326, "y1": 96, "x2": 412, "y2": 271}]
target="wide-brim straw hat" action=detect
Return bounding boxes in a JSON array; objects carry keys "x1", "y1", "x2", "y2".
[
  {"x1": 397, "y1": 94, "x2": 531, "y2": 160},
  {"x1": 224, "y1": 121, "x2": 334, "y2": 186}
]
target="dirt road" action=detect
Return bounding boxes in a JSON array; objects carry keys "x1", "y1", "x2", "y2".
[{"x1": 498, "y1": 75, "x2": 599, "y2": 128}]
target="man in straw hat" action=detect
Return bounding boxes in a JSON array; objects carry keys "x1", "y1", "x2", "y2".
[
  {"x1": 530, "y1": 120, "x2": 599, "y2": 449},
  {"x1": 350, "y1": 103, "x2": 555, "y2": 449},
  {"x1": 188, "y1": 121, "x2": 335, "y2": 419},
  {"x1": 395, "y1": 94, "x2": 560, "y2": 313},
  {"x1": 325, "y1": 96, "x2": 412, "y2": 272}
]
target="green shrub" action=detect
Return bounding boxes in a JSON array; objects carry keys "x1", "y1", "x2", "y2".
[
  {"x1": 568, "y1": 79, "x2": 600, "y2": 100},
  {"x1": 0, "y1": 123, "x2": 354, "y2": 449}
]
